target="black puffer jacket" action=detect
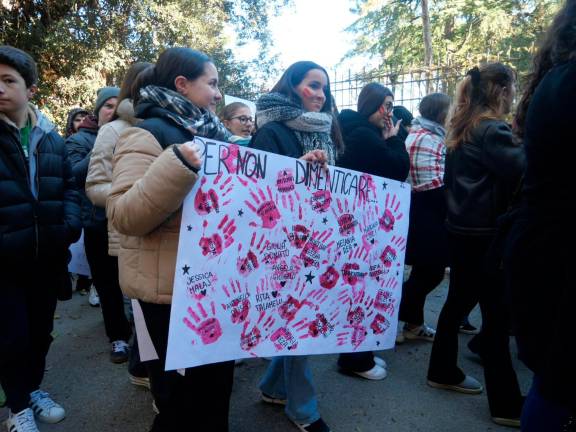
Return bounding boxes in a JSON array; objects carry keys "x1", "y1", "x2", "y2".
[
  {"x1": 0, "y1": 109, "x2": 82, "y2": 269},
  {"x1": 337, "y1": 109, "x2": 409, "y2": 182},
  {"x1": 66, "y1": 115, "x2": 106, "y2": 228},
  {"x1": 444, "y1": 119, "x2": 525, "y2": 236},
  {"x1": 250, "y1": 121, "x2": 303, "y2": 158}
]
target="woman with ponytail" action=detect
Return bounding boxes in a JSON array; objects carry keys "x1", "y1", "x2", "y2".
[
  {"x1": 426, "y1": 63, "x2": 525, "y2": 427},
  {"x1": 107, "y1": 48, "x2": 234, "y2": 431},
  {"x1": 505, "y1": 1, "x2": 576, "y2": 429}
]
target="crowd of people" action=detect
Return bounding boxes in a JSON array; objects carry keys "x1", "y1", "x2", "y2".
[{"x1": 0, "y1": 1, "x2": 574, "y2": 431}]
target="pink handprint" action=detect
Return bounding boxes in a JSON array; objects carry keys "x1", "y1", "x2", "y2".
[
  {"x1": 221, "y1": 279, "x2": 251, "y2": 324},
  {"x1": 240, "y1": 312, "x2": 276, "y2": 351},
  {"x1": 246, "y1": 186, "x2": 282, "y2": 229},
  {"x1": 374, "y1": 278, "x2": 398, "y2": 316},
  {"x1": 300, "y1": 228, "x2": 333, "y2": 268},
  {"x1": 236, "y1": 232, "x2": 267, "y2": 276},
  {"x1": 183, "y1": 302, "x2": 222, "y2": 345},
  {"x1": 370, "y1": 313, "x2": 391, "y2": 335},
  {"x1": 378, "y1": 193, "x2": 403, "y2": 232},
  {"x1": 309, "y1": 190, "x2": 332, "y2": 213},
  {"x1": 198, "y1": 215, "x2": 236, "y2": 257},
  {"x1": 194, "y1": 173, "x2": 234, "y2": 215},
  {"x1": 379, "y1": 236, "x2": 406, "y2": 268},
  {"x1": 270, "y1": 327, "x2": 298, "y2": 351},
  {"x1": 337, "y1": 325, "x2": 368, "y2": 349},
  {"x1": 331, "y1": 198, "x2": 358, "y2": 236},
  {"x1": 353, "y1": 173, "x2": 377, "y2": 209}
]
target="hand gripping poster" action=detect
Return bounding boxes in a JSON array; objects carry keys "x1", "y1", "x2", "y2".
[{"x1": 165, "y1": 138, "x2": 410, "y2": 370}]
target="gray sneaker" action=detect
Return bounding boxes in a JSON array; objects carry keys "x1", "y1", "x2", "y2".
[{"x1": 427, "y1": 375, "x2": 483, "y2": 394}]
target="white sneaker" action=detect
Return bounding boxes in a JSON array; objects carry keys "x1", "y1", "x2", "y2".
[
  {"x1": 5, "y1": 408, "x2": 39, "y2": 432},
  {"x1": 403, "y1": 323, "x2": 436, "y2": 342},
  {"x1": 353, "y1": 364, "x2": 387, "y2": 380},
  {"x1": 29, "y1": 390, "x2": 65, "y2": 423},
  {"x1": 88, "y1": 285, "x2": 100, "y2": 307},
  {"x1": 373, "y1": 356, "x2": 387, "y2": 369}
]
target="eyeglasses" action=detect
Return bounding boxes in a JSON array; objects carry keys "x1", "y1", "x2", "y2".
[
  {"x1": 230, "y1": 115, "x2": 254, "y2": 124},
  {"x1": 383, "y1": 102, "x2": 394, "y2": 113}
]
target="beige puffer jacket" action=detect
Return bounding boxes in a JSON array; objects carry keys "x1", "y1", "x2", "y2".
[
  {"x1": 107, "y1": 127, "x2": 198, "y2": 304},
  {"x1": 86, "y1": 99, "x2": 138, "y2": 256}
]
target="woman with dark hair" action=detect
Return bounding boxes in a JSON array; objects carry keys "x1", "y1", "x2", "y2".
[
  {"x1": 399, "y1": 92, "x2": 451, "y2": 343},
  {"x1": 108, "y1": 47, "x2": 233, "y2": 432},
  {"x1": 219, "y1": 101, "x2": 253, "y2": 145},
  {"x1": 506, "y1": 2, "x2": 576, "y2": 430},
  {"x1": 335, "y1": 82, "x2": 410, "y2": 380},
  {"x1": 250, "y1": 60, "x2": 340, "y2": 432},
  {"x1": 426, "y1": 63, "x2": 525, "y2": 427}
]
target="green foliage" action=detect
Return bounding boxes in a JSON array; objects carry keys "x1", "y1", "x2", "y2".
[
  {"x1": 0, "y1": 0, "x2": 288, "y2": 131},
  {"x1": 346, "y1": 0, "x2": 561, "y2": 82}
]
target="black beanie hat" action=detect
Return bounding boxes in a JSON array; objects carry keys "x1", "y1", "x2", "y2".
[{"x1": 357, "y1": 83, "x2": 394, "y2": 117}]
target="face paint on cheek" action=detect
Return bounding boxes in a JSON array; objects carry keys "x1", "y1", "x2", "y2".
[{"x1": 302, "y1": 87, "x2": 314, "y2": 98}]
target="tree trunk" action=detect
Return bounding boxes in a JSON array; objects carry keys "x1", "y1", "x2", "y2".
[{"x1": 421, "y1": 0, "x2": 433, "y2": 92}]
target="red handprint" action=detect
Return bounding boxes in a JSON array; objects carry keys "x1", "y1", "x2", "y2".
[
  {"x1": 183, "y1": 302, "x2": 223, "y2": 345},
  {"x1": 370, "y1": 313, "x2": 391, "y2": 335},
  {"x1": 353, "y1": 173, "x2": 377, "y2": 209},
  {"x1": 240, "y1": 312, "x2": 276, "y2": 351},
  {"x1": 246, "y1": 186, "x2": 282, "y2": 229},
  {"x1": 378, "y1": 193, "x2": 404, "y2": 232},
  {"x1": 270, "y1": 327, "x2": 298, "y2": 351},
  {"x1": 221, "y1": 279, "x2": 251, "y2": 324},
  {"x1": 309, "y1": 190, "x2": 332, "y2": 213},
  {"x1": 374, "y1": 278, "x2": 398, "y2": 316},
  {"x1": 332, "y1": 198, "x2": 358, "y2": 236},
  {"x1": 236, "y1": 232, "x2": 267, "y2": 276},
  {"x1": 379, "y1": 236, "x2": 406, "y2": 268},
  {"x1": 300, "y1": 228, "x2": 333, "y2": 268},
  {"x1": 341, "y1": 247, "x2": 370, "y2": 287},
  {"x1": 198, "y1": 215, "x2": 236, "y2": 257},
  {"x1": 193, "y1": 174, "x2": 234, "y2": 215},
  {"x1": 337, "y1": 325, "x2": 368, "y2": 349}
]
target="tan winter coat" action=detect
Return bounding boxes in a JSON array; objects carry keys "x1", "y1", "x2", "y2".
[
  {"x1": 85, "y1": 99, "x2": 138, "y2": 256},
  {"x1": 107, "y1": 127, "x2": 198, "y2": 304}
]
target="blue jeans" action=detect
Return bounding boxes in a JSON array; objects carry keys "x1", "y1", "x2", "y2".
[
  {"x1": 522, "y1": 376, "x2": 575, "y2": 431},
  {"x1": 259, "y1": 356, "x2": 319, "y2": 424}
]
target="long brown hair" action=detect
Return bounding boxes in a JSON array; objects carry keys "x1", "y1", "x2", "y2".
[
  {"x1": 446, "y1": 63, "x2": 515, "y2": 150},
  {"x1": 514, "y1": 0, "x2": 576, "y2": 139},
  {"x1": 112, "y1": 61, "x2": 153, "y2": 120}
]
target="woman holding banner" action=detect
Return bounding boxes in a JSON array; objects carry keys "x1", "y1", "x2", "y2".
[
  {"x1": 107, "y1": 47, "x2": 234, "y2": 432},
  {"x1": 426, "y1": 63, "x2": 525, "y2": 427},
  {"x1": 250, "y1": 60, "x2": 344, "y2": 432}
]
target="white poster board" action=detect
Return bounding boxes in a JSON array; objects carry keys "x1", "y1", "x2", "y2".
[{"x1": 166, "y1": 139, "x2": 410, "y2": 370}]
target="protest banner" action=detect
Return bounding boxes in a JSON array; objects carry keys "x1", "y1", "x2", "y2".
[{"x1": 166, "y1": 139, "x2": 410, "y2": 370}]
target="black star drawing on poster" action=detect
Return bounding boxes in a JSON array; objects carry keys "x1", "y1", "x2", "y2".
[
  {"x1": 182, "y1": 264, "x2": 190, "y2": 275},
  {"x1": 238, "y1": 209, "x2": 244, "y2": 217},
  {"x1": 187, "y1": 225, "x2": 192, "y2": 231},
  {"x1": 305, "y1": 271, "x2": 315, "y2": 284},
  {"x1": 322, "y1": 217, "x2": 328, "y2": 224},
  {"x1": 382, "y1": 181, "x2": 388, "y2": 190}
]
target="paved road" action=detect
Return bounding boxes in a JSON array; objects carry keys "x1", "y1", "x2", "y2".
[{"x1": 1, "y1": 274, "x2": 531, "y2": 431}]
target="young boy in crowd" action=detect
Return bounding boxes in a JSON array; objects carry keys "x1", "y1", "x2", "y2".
[{"x1": 0, "y1": 45, "x2": 82, "y2": 432}]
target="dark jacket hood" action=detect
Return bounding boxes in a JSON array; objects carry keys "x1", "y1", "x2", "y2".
[{"x1": 338, "y1": 109, "x2": 377, "y2": 136}]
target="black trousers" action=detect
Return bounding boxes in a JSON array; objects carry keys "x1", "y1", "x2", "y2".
[
  {"x1": 84, "y1": 224, "x2": 131, "y2": 343},
  {"x1": 139, "y1": 301, "x2": 235, "y2": 432},
  {"x1": 0, "y1": 266, "x2": 59, "y2": 412},
  {"x1": 399, "y1": 265, "x2": 446, "y2": 325},
  {"x1": 427, "y1": 233, "x2": 522, "y2": 417}
]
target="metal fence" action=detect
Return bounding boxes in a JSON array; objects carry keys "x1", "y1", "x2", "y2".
[{"x1": 330, "y1": 66, "x2": 467, "y2": 114}]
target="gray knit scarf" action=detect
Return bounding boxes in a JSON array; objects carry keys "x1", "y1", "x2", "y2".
[
  {"x1": 256, "y1": 92, "x2": 335, "y2": 164},
  {"x1": 139, "y1": 85, "x2": 231, "y2": 141}
]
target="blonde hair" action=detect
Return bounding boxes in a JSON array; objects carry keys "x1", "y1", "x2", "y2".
[{"x1": 446, "y1": 63, "x2": 515, "y2": 150}]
